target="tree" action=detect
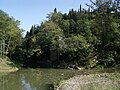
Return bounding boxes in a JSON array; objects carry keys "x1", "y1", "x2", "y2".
[
  {"x1": 60, "y1": 35, "x2": 90, "y2": 67},
  {"x1": 59, "y1": 20, "x2": 70, "y2": 36},
  {"x1": 88, "y1": 0, "x2": 120, "y2": 67},
  {"x1": 21, "y1": 1, "x2": 120, "y2": 68},
  {"x1": 0, "y1": 9, "x2": 22, "y2": 59},
  {"x1": 54, "y1": 8, "x2": 57, "y2": 13}
]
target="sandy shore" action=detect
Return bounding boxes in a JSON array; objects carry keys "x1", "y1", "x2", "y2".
[{"x1": 57, "y1": 73, "x2": 120, "y2": 90}]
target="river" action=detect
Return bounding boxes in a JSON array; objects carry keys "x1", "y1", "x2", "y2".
[{"x1": 0, "y1": 68, "x2": 119, "y2": 90}]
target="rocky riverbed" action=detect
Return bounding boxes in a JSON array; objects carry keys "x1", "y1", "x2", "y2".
[{"x1": 57, "y1": 72, "x2": 120, "y2": 90}]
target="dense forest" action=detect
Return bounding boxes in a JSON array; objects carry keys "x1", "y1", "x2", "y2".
[{"x1": 0, "y1": 0, "x2": 120, "y2": 69}]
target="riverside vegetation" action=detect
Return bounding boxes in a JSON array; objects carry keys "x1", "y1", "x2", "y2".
[
  {"x1": 0, "y1": 0, "x2": 120, "y2": 69},
  {"x1": 12, "y1": 0, "x2": 119, "y2": 69},
  {"x1": 0, "y1": 0, "x2": 120, "y2": 89}
]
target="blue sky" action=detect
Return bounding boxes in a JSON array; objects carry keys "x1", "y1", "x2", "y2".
[{"x1": 0, "y1": 0, "x2": 91, "y2": 33}]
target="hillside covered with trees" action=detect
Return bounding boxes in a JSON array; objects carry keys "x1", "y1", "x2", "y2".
[
  {"x1": 18, "y1": 0, "x2": 120, "y2": 68},
  {"x1": 0, "y1": 0, "x2": 120, "y2": 69}
]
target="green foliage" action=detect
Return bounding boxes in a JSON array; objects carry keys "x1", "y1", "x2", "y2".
[
  {"x1": 21, "y1": 0, "x2": 120, "y2": 68},
  {"x1": 0, "y1": 9, "x2": 22, "y2": 59},
  {"x1": 37, "y1": 21, "x2": 64, "y2": 51}
]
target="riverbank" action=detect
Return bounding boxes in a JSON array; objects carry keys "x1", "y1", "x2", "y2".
[
  {"x1": 57, "y1": 72, "x2": 120, "y2": 90},
  {"x1": 0, "y1": 58, "x2": 19, "y2": 73}
]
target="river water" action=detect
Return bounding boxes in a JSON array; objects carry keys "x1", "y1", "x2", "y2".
[{"x1": 0, "y1": 68, "x2": 119, "y2": 90}]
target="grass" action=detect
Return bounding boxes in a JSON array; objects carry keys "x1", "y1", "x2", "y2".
[{"x1": 0, "y1": 58, "x2": 18, "y2": 73}]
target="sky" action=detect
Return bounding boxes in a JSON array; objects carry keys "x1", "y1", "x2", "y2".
[{"x1": 0, "y1": 0, "x2": 91, "y2": 33}]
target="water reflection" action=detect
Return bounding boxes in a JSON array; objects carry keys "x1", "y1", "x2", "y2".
[
  {"x1": 21, "y1": 75, "x2": 36, "y2": 90},
  {"x1": 0, "y1": 69, "x2": 119, "y2": 90},
  {"x1": 0, "y1": 69, "x2": 75, "y2": 90}
]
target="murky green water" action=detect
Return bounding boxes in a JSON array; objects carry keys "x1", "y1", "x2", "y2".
[{"x1": 0, "y1": 69, "x2": 119, "y2": 90}]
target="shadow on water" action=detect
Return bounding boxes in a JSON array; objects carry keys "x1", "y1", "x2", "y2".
[
  {"x1": 21, "y1": 74, "x2": 54, "y2": 90},
  {"x1": 0, "y1": 68, "x2": 119, "y2": 90},
  {"x1": 0, "y1": 68, "x2": 65, "y2": 90}
]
